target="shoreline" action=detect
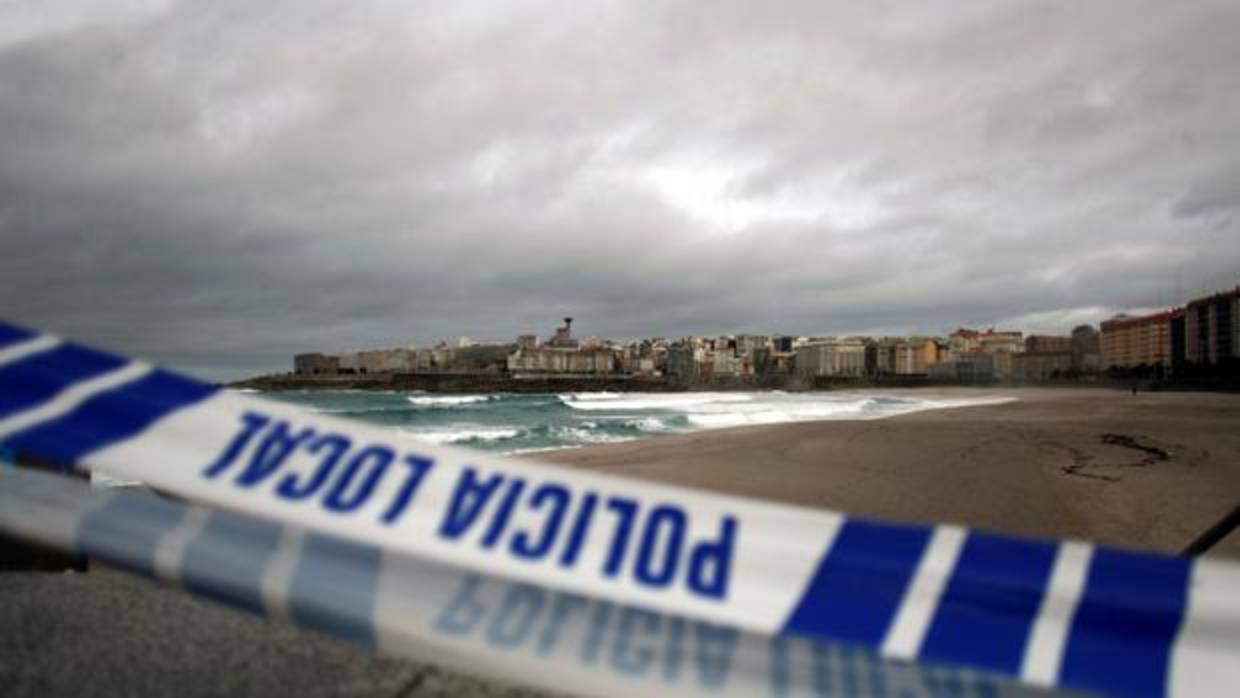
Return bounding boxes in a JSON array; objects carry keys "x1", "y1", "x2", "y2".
[
  {"x1": 484, "y1": 391, "x2": 1020, "y2": 453},
  {"x1": 259, "y1": 386, "x2": 1028, "y2": 455}
]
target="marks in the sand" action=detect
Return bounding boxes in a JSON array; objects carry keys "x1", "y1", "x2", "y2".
[
  {"x1": 1047, "y1": 433, "x2": 1176, "y2": 482},
  {"x1": 1049, "y1": 443, "x2": 1108, "y2": 481},
  {"x1": 1098, "y1": 433, "x2": 1172, "y2": 463}
]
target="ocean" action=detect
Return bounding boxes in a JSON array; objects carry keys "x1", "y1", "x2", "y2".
[{"x1": 256, "y1": 390, "x2": 1007, "y2": 455}]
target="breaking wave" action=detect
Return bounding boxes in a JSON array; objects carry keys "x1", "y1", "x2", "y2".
[
  {"x1": 407, "y1": 394, "x2": 496, "y2": 407},
  {"x1": 558, "y1": 392, "x2": 753, "y2": 411},
  {"x1": 402, "y1": 426, "x2": 523, "y2": 445}
]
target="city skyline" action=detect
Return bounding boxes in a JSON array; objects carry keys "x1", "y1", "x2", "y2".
[{"x1": 282, "y1": 283, "x2": 1239, "y2": 386}]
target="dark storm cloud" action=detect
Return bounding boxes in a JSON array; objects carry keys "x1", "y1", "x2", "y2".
[{"x1": 1, "y1": 0, "x2": 1238, "y2": 379}]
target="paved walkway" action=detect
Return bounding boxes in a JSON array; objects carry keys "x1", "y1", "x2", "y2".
[{"x1": 0, "y1": 567, "x2": 551, "y2": 698}]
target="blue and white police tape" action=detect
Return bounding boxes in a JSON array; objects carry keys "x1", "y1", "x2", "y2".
[
  {"x1": 0, "y1": 466, "x2": 1051, "y2": 698},
  {"x1": 0, "y1": 319, "x2": 1236, "y2": 698}
]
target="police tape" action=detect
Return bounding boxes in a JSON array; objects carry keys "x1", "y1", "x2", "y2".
[
  {"x1": 0, "y1": 319, "x2": 1236, "y2": 698},
  {"x1": 0, "y1": 466, "x2": 1048, "y2": 698}
]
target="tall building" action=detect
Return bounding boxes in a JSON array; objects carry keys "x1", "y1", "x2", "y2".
[
  {"x1": 1014, "y1": 334, "x2": 1075, "y2": 381},
  {"x1": 865, "y1": 338, "x2": 899, "y2": 376},
  {"x1": 1170, "y1": 310, "x2": 1187, "y2": 370},
  {"x1": 948, "y1": 329, "x2": 981, "y2": 356},
  {"x1": 704, "y1": 349, "x2": 742, "y2": 376},
  {"x1": 734, "y1": 334, "x2": 771, "y2": 357},
  {"x1": 950, "y1": 328, "x2": 1022, "y2": 353},
  {"x1": 948, "y1": 328, "x2": 1021, "y2": 377},
  {"x1": 979, "y1": 330, "x2": 1024, "y2": 355},
  {"x1": 796, "y1": 339, "x2": 867, "y2": 377},
  {"x1": 1070, "y1": 325, "x2": 1102, "y2": 372},
  {"x1": 1100, "y1": 311, "x2": 1174, "y2": 368},
  {"x1": 1011, "y1": 352, "x2": 1072, "y2": 381},
  {"x1": 1025, "y1": 335, "x2": 1072, "y2": 353},
  {"x1": 928, "y1": 354, "x2": 995, "y2": 381},
  {"x1": 751, "y1": 347, "x2": 773, "y2": 374},
  {"x1": 664, "y1": 345, "x2": 698, "y2": 380},
  {"x1": 1184, "y1": 287, "x2": 1240, "y2": 366},
  {"x1": 895, "y1": 338, "x2": 942, "y2": 376}
]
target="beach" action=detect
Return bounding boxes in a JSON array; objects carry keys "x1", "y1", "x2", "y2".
[
  {"x1": 540, "y1": 387, "x2": 1240, "y2": 559},
  {"x1": 2, "y1": 386, "x2": 1238, "y2": 697}
]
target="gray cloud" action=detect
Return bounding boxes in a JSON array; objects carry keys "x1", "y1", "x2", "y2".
[{"x1": 2, "y1": 0, "x2": 1238, "y2": 380}]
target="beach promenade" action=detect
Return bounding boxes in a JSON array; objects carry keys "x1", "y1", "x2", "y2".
[{"x1": 2, "y1": 387, "x2": 1237, "y2": 696}]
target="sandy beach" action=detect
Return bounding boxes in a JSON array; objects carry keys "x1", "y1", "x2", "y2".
[
  {"x1": 2, "y1": 386, "x2": 1238, "y2": 697},
  {"x1": 540, "y1": 387, "x2": 1240, "y2": 559}
]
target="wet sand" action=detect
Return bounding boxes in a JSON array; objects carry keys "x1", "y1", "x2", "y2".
[{"x1": 539, "y1": 387, "x2": 1240, "y2": 559}]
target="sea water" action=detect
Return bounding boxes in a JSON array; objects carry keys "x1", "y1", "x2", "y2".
[{"x1": 257, "y1": 390, "x2": 1008, "y2": 455}]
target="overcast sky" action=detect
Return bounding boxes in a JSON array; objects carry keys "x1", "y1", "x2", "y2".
[{"x1": 2, "y1": 1, "x2": 1239, "y2": 380}]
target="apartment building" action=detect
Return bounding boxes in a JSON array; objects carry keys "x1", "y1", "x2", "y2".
[
  {"x1": 1184, "y1": 287, "x2": 1240, "y2": 366},
  {"x1": 895, "y1": 338, "x2": 942, "y2": 376},
  {"x1": 796, "y1": 339, "x2": 867, "y2": 377},
  {"x1": 1100, "y1": 311, "x2": 1174, "y2": 368}
]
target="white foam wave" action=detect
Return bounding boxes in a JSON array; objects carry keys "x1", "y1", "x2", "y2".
[
  {"x1": 402, "y1": 426, "x2": 521, "y2": 445},
  {"x1": 560, "y1": 392, "x2": 754, "y2": 411},
  {"x1": 309, "y1": 405, "x2": 408, "y2": 415},
  {"x1": 627, "y1": 416, "x2": 674, "y2": 432},
  {"x1": 553, "y1": 426, "x2": 637, "y2": 444},
  {"x1": 686, "y1": 413, "x2": 754, "y2": 429},
  {"x1": 673, "y1": 394, "x2": 1017, "y2": 431},
  {"x1": 407, "y1": 395, "x2": 494, "y2": 407},
  {"x1": 921, "y1": 396, "x2": 1017, "y2": 410},
  {"x1": 556, "y1": 391, "x2": 624, "y2": 402}
]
